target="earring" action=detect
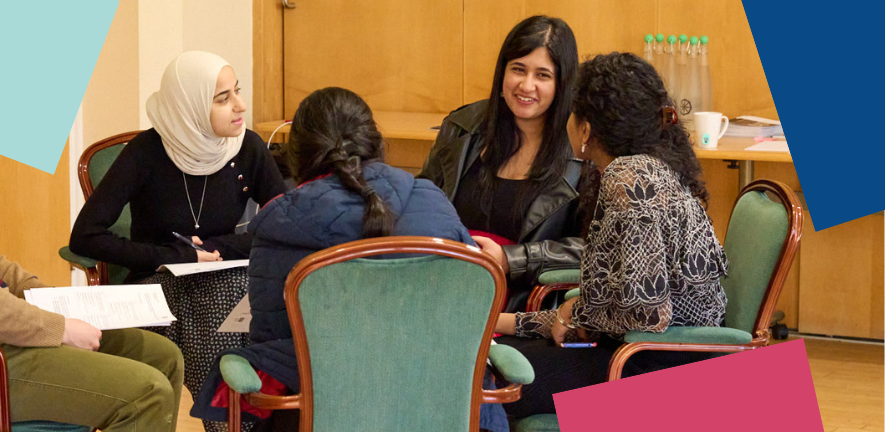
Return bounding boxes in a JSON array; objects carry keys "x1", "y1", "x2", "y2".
[
  {"x1": 581, "y1": 143, "x2": 587, "y2": 154},
  {"x1": 500, "y1": 91, "x2": 504, "y2": 97}
]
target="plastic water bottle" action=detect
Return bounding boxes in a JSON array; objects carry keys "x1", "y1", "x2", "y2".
[
  {"x1": 644, "y1": 34, "x2": 654, "y2": 65},
  {"x1": 673, "y1": 35, "x2": 689, "y2": 110},
  {"x1": 665, "y1": 35, "x2": 680, "y2": 99},
  {"x1": 678, "y1": 36, "x2": 702, "y2": 129},
  {"x1": 654, "y1": 33, "x2": 665, "y2": 72},
  {"x1": 699, "y1": 35, "x2": 713, "y2": 113}
]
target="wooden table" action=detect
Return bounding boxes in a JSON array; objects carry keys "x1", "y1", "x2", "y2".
[
  {"x1": 697, "y1": 136, "x2": 791, "y2": 188},
  {"x1": 255, "y1": 113, "x2": 791, "y2": 188},
  {"x1": 255, "y1": 111, "x2": 447, "y2": 143}
]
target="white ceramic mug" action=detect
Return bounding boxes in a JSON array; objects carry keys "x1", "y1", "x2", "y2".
[{"x1": 693, "y1": 112, "x2": 729, "y2": 149}]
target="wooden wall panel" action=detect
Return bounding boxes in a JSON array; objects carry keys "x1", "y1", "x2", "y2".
[
  {"x1": 274, "y1": 0, "x2": 775, "y2": 120},
  {"x1": 658, "y1": 0, "x2": 777, "y2": 119},
  {"x1": 253, "y1": 0, "x2": 285, "y2": 124},
  {"x1": 799, "y1": 213, "x2": 884, "y2": 339},
  {"x1": 282, "y1": 0, "x2": 463, "y2": 116},
  {"x1": 463, "y1": 1, "x2": 657, "y2": 106},
  {"x1": 0, "y1": 144, "x2": 71, "y2": 287},
  {"x1": 524, "y1": 0, "x2": 656, "y2": 57},
  {"x1": 462, "y1": 0, "x2": 526, "y2": 105}
]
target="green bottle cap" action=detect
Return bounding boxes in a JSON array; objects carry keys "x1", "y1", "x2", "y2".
[
  {"x1": 700, "y1": 35, "x2": 709, "y2": 44},
  {"x1": 656, "y1": 33, "x2": 665, "y2": 42},
  {"x1": 668, "y1": 35, "x2": 677, "y2": 44},
  {"x1": 645, "y1": 34, "x2": 653, "y2": 43},
  {"x1": 679, "y1": 34, "x2": 688, "y2": 43},
  {"x1": 690, "y1": 36, "x2": 699, "y2": 45}
]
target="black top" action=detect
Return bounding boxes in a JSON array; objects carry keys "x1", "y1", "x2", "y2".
[
  {"x1": 452, "y1": 158, "x2": 534, "y2": 243},
  {"x1": 70, "y1": 128, "x2": 287, "y2": 280}
]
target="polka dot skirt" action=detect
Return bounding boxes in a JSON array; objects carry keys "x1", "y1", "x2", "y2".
[{"x1": 140, "y1": 267, "x2": 252, "y2": 432}]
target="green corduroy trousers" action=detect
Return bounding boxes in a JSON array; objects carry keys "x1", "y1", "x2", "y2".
[{"x1": 3, "y1": 328, "x2": 184, "y2": 432}]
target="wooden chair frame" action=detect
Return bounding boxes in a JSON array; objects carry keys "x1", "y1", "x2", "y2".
[
  {"x1": 1, "y1": 347, "x2": 11, "y2": 432},
  {"x1": 228, "y1": 236, "x2": 522, "y2": 432},
  {"x1": 525, "y1": 179, "x2": 803, "y2": 382},
  {"x1": 72, "y1": 131, "x2": 142, "y2": 285}
]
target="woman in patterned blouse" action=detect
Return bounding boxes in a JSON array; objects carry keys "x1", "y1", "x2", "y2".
[{"x1": 494, "y1": 52, "x2": 729, "y2": 418}]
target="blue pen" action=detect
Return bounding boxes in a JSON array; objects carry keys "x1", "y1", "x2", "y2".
[
  {"x1": 559, "y1": 342, "x2": 597, "y2": 348},
  {"x1": 172, "y1": 231, "x2": 207, "y2": 252}
]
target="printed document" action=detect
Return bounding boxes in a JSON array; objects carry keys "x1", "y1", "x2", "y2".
[
  {"x1": 25, "y1": 284, "x2": 176, "y2": 330},
  {"x1": 157, "y1": 259, "x2": 249, "y2": 276}
]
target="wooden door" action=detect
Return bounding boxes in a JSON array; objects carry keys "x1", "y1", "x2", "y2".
[{"x1": 282, "y1": 0, "x2": 464, "y2": 117}]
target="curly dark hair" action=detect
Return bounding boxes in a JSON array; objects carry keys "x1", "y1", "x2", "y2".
[
  {"x1": 286, "y1": 87, "x2": 394, "y2": 238},
  {"x1": 572, "y1": 52, "x2": 708, "y2": 204}
]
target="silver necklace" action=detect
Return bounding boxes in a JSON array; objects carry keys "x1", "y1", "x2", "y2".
[{"x1": 182, "y1": 173, "x2": 208, "y2": 229}]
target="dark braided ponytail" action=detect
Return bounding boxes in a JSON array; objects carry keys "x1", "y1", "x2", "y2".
[{"x1": 286, "y1": 87, "x2": 394, "y2": 238}]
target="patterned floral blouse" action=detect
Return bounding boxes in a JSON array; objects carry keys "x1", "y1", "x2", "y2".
[{"x1": 515, "y1": 155, "x2": 728, "y2": 339}]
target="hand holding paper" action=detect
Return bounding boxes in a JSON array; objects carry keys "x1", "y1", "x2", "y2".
[{"x1": 25, "y1": 284, "x2": 176, "y2": 330}]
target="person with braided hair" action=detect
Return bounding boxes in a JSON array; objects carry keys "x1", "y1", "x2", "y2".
[{"x1": 192, "y1": 87, "x2": 509, "y2": 431}]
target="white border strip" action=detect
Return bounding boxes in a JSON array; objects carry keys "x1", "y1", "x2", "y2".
[{"x1": 68, "y1": 104, "x2": 87, "y2": 286}]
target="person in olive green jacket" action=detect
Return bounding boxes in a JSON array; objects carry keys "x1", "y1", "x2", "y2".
[{"x1": 0, "y1": 255, "x2": 184, "y2": 431}]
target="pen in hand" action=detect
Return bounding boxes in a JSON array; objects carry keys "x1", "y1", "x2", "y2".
[{"x1": 172, "y1": 231, "x2": 207, "y2": 252}]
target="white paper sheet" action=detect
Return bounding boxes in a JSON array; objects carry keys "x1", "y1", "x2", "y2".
[
  {"x1": 157, "y1": 259, "x2": 249, "y2": 276},
  {"x1": 745, "y1": 140, "x2": 790, "y2": 153},
  {"x1": 25, "y1": 284, "x2": 176, "y2": 330},
  {"x1": 217, "y1": 295, "x2": 251, "y2": 333}
]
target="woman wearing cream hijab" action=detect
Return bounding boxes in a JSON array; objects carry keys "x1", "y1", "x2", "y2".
[{"x1": 71, "y1": 51, "x2": 286, "y2": 432}]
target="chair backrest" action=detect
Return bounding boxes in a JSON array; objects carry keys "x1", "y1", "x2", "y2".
[
  {"x1": 721, "y1": 179, "x2": 803, "y2": 338},
  {"x1": 284, "y1": 236, "x2": 505, "y2": 432},
  {"x1": 77, "y1": 131, "x2": 142, "y2": 285}
]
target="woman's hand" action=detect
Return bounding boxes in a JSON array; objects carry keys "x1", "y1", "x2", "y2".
[
  {"x1": 551, "y1": 297, "x2": 580, "y2": 345},
  {"x1": 471, "y1": 236, "x2": 510, "y2": 274},
  {"x1": 197, "y1": 250, "x2": 222, "y2": 262},
  {"x1": 62, "y1": 318, "x2": 102, "y2": 351},
  {"x1": 192, "y1": 236, "x2": 222, "y2": 262}
]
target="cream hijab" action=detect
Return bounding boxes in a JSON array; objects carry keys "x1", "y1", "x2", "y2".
[{"x1": 146, "y1": 51, "x2": 244, "y2": 176}]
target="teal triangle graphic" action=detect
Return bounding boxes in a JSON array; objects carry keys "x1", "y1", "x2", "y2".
[{"x1": 0, "y1": 1, "x2": 118, "y2": 174}]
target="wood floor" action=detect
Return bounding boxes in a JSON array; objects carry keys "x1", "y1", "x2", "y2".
[
  {"x1": 175, "y1": 336, "x2": 884, "y2": 431},
  {"x1": 797, "y1": 337, "x2": 884, "y2": 432}
]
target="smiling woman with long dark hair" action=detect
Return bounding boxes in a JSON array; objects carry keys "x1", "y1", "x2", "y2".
[{"x1": 419, "y1": 15, "x2": 599, "y2": 312}]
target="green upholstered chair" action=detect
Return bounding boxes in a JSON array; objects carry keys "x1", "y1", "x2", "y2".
[
  {"x1": 0, "y1": 347, "x2": 91, "y2": 432},
  {"x1": 221, "y1": 236, "x2": 535, "y2": 432},
  {"x1": 59, "y1": 131, "x2": 142, "y2": 286},
  {"x1": 517, "y1": 179, "x2": 803, "y2": 432},
  {"x1": 607, "y1": 179, "x2": 803, "y2": 379}
]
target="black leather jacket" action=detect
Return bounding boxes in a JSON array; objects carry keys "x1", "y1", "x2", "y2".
[{"x1": 418, "y1": 100, "x2": 593, "y2": 311}]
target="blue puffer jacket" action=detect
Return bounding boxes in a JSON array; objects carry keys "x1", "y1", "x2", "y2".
[
  {"x1": 248, "y1": 162, "x2": 474, "y2": 344},
  {"x1": 193, "y1": 163, "x2": 509, "y2": 432}
]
